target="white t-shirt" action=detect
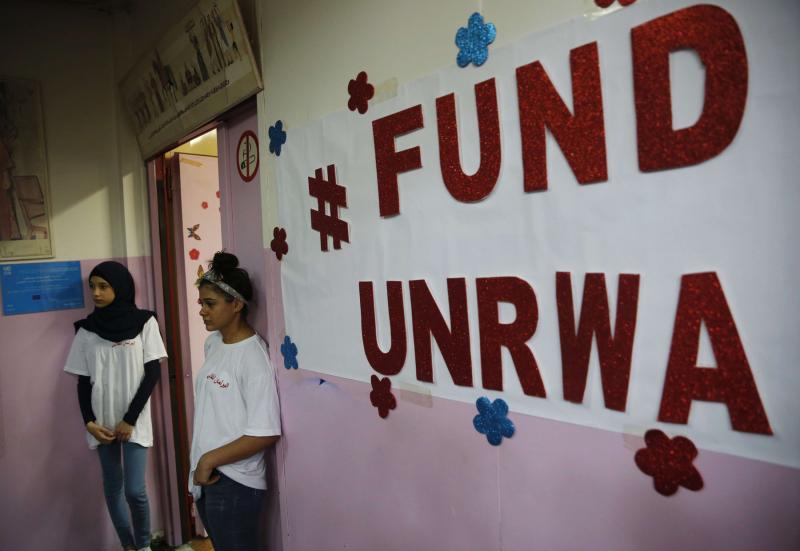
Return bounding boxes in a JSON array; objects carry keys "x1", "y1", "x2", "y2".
[
  {"x1": 189, "y1": 331, "x2": 281, "y2": 499},
  {"x1": 64, "y1": 316, "x2": 168, "y2": 449}
]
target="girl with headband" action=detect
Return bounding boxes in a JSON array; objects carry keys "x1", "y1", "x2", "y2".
[
  {"x1": 190, "y1": 251, "x2": 281, "y2": 550},
  {"x1": 64, "y1": 261, "x2": 167, "y2": 551}
]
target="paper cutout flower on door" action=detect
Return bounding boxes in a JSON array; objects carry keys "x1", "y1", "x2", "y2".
[
  {"x1": 455, "y1": 13, "x2": 496, "y2": 68},
  {"x1": 201, "y1": 201, "x2": 208, "y2": 209},
  {"x1": 473, "y1": 397, "x2": 515, "y2": 445},
  {"x1": 634, "y1": 429, "x2": 704, "y2": 496},
  {"x1": 269, "y1": 120, "x2": 287, "y2": 156},
  {"x1": 281, "y1": 335, "x2": 299, "y2": 370},
  {"x1": 189, "y1": 248, "x2": 200, "y2": 260},
  {"x1": 347, "y1": 71, "x2": 375, "y2": 114},
  {"x1": 370, "y1": 375, "x2": 396, "y2": 419},
  {"x1": 270, "y1": 227, "x2": 289, "y2": 260}
]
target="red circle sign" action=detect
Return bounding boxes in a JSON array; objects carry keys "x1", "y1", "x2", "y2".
[{"x1": 236, "y1": 130, "x2": 259, "y2": 182}]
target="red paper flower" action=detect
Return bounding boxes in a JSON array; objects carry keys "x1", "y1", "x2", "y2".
[
  {"x1": 595, "y1": 0, "x2": 636, "y2": 7},
  {"x1": 216, "y1": 190, "x2": 220, "y2": 198},
  {"x1": 348, "y1": 71, "x2": 374, "y2": 115},
  {"x1": 270, "y1": 227, "x2": 289, "y2": 260},
  {"x1": 201, "y1": 201, "x2": 208, "y2": 209},
  {"x1": 189, "y1": 248, "x2": 200, "y2": 260},
  {"x1": 369, "y1": 375, "x2": 396, "y2": 419},
  {"x1": 635, "y1": 429, "x2": 704, "y2": 496}
]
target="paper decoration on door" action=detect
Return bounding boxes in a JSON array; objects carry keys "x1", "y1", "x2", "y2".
[
  {"x1": 236, "y1": 130, "x2": 259, "y2": 182},
  {"x1": 187, "y1": 223, "x2": 201, "y2": 240}
]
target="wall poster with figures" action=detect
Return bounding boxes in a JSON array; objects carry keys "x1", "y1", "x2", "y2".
[
  {"x1": 120, "y1": 0, "x2": 261, "y2": 159},
  {"x1": 0, "y1": 78, "x2": 53, "y2": 261}
]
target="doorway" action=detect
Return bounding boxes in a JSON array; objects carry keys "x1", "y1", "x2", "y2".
[{"x1": 146, "y1": 100, "x2": 268, "y2": 547}]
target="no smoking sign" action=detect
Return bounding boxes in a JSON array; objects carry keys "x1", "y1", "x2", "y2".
[{"x1": 236, "y1": 130, "x2": 259, "y2": 182}]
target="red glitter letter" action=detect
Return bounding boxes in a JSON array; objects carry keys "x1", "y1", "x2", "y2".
[
  {"x1": 436, "y1": 78, "x2": 501, "y2": 202},
  {"x1": 359, "y1": 281, "x2": 407, "y2": 376},
  {"x1": 516, "y1": 42, "x2": 607, "y2": 191},
  {"x1": 410, "y1": 278, "x2": 472, "y2": 386},
  {"x1": 556, "y1": 272, "x2": 640, "y2": 411},
  {"x1": 632, "y1": 5, "x2": 748, "y2": 171},
  {"x1": 658, "y1": 273, "x2": 772, "y2": 434},
  {"x1": 372, "y1": 105, "x2": 424, "y2": 217},
  {"x1": 476, "y1": 277, "x2": 546, "y2": 397}
]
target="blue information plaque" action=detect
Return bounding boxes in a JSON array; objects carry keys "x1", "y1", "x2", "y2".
[{"x1": 1, "y1": 261, "x2": 85, "y2": 315}]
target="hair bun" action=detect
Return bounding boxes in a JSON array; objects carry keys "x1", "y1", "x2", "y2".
[{"x1": 210, "y1": 251, "x2": 239, "y2": 273}]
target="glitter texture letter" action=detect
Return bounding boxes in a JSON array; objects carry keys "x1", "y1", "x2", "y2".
[
  {"x1": 372, "y1": 105, "x2": 424, "y2": 217},
  {"x1": 632, "y1": 5, "x2": 748, "y2": 171},
  {"x1": 410, "y1": 278, "x2": 472, "y2": 386},
  {"x1": 359, "y1": 281, "x2": 408, "y2": 376},
  {"x1": 516, "y1": 42, "x2": 607, "y2": 191},
  {"x1": 657, "y1": 273, "x2": 772, "y2": 434},
  {"x1": 556, "y1": 272, "x2": 640, "y2": 412},
  {"x1": 476, "y1": 277, "x2": 546, "y2": 397},
  {"x1": 436, "y1": 78, "x2": 501, "y2": 202}
]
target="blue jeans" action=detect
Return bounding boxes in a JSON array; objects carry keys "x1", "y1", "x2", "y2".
[
  {"x1": 196, "y1": 472, "x2": 265, "y2": 551},
  {"x1": 96, "y1": 442, "x2": 150, "y2": 549}
]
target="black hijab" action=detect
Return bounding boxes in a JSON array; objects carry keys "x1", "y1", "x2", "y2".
[{"x1": 73, "y1": 261, "x2": 155, "y2": 342}]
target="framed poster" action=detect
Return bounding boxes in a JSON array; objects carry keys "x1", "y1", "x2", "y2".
[
  {"x1": 120, "y1": 0, "x2": 262, "y2": 159},
  {"x1": 0, "y1": 78, "x2": 53, "y2": 260}
]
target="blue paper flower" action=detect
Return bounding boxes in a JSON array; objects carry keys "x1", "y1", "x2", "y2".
[
  {"x1": 473, "y1": 397, "x2": 515, "y2": 445},
  {"x1": 455, "y1": 13, "x2": 497, "y2": 68},
  {"x1": 268, "y1": 120, "x2": 287, "y2": 156},
  {"x1": 281, "y1": 335, "x2": 298, "y2": 369}
]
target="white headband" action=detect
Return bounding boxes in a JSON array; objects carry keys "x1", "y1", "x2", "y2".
[{"x1": 199, "y1": 269, "x2": 248, "y2": 304}]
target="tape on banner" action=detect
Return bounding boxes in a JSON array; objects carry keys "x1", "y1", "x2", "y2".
[
  {"x1": 372, "y1": 77, "x2": 399, "y2": 104},
  {"x1": 393, "y1": 381, "x2": 434, "y2": 408},
  {"x1": 622, "y1": 424, "x2": 648, "y2": 450}
]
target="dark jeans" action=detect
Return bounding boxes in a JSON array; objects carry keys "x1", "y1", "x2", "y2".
[{"x1": 196, "y1": 472, "x2": 265, "y2": 551}]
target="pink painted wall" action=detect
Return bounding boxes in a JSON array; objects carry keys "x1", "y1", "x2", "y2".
[
  {"x1": 270, "y1": 361, "x2": 799, "y2": 550},
  {"x1": 0, "y1": 257, "x2": 171, "y2": 551}
]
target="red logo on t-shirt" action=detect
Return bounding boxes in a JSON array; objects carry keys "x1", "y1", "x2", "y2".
[
  {"x1": 112, "y1": 341, "x2": 136, "y2": 348},
  {"x1": 207, "y1": 373, "x2": 230, "y2": 389}
]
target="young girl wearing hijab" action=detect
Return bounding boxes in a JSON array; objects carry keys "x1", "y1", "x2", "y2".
[
  {"x1": 190, "y1": 251, "x2": 281, "y2": 551},
  {"x1": 64, "y1": 261, "x2": 167, "y2": 551}
]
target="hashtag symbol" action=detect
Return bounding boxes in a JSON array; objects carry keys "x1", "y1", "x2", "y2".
[{"x1": 308, "y1": 164, "x2": 349, "y2": 251}]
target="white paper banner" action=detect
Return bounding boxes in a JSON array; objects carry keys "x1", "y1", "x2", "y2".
[{"x1": 278, "y1": 0, "x2": 800, "y2": 468}]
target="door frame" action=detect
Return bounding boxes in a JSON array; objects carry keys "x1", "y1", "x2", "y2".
[{"x1": 145, "y1": 96, "x2": 261, "y2": 545}]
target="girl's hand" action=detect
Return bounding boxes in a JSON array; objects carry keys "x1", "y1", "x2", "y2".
[
  {"x1": 114, "y1": 421, "x2": 134, "y2": 442},
  {"x1": 86, "y1": 421, "x2": 115, "y2": 444},
  {"x1": 193, "y1": 455, "x2": 220, "y2": 486}
]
